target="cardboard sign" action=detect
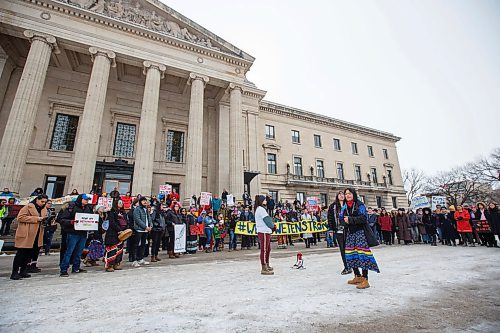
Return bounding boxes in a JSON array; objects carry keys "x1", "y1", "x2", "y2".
[
  {"x1": 200, "y1": 192, "x2": 212, "y2": 206},
  {"x1": 226, "y1": 194, "x2": 235, "y2": 207},
  {"x1": 174, "y1": 224, "x2": 186, "y2": 253},
  {"x1": 74, "y1": 213, "x2": 100, "y2": 231},
  {"x1": 159, "y1": 184, "x2": 172, "y2": 195},
  {"x1": 98, "y1": 197, "x2": 113, "y2": 210},
  {"x1": 476, "y1": 220, "x2": 492, "y2": 233},
  {"x1": 431, "y1": 196, "x2": 447, "y2": 211},
  {"x1": 411, "y1": 196, "x2": 431, "y2": 209}
]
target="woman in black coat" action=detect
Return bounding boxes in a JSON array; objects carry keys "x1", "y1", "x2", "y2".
[
  {"x1": 422, "y1": 208, "x2": 437, "y2": 246},
  {"x1": 486, "y1": 202, "x2": 500, "y2": 247},
  {"x1": 104, "y1": 199, "x2": 129, "y2": 272},
  {"x1": 163, "y1": 202, "x2": 182, "y2": 258}
]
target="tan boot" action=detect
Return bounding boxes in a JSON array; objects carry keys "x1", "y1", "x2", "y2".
[
  {"x1": 347, "y1": 276, "x2": 364, "y2": 285},
  {"x1": 168, "y1": 251, "x2": 176, "y2": 259},
  {"x1": 266, "y1": 264, "x2": 274, "y2": 272},
  {"x1": 113, "y1": 264, "x2": 123, "y2": 271},
  {"x1": 174, "y1": 253, "x2": 180, "y2": 258},
  {"x1": 155, "y1": 256, "x2": 161, "y2": 261},
  {"x1": 261, "y1": 264, "x2": 274, "y2": 275},
  {"x1": 356, "y1": 277, "x2": 370, "y2": 289},
  {"x1": 151, "y1": 256, "x2": 157, "y2": 263},
  {"x1": 105, "y1": 266, "x2": 114, "y2": 272}
]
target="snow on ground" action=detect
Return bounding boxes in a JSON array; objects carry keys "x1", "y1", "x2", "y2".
[{"x1": 1, "y1": 245, "x2": 499, "y2": 333}]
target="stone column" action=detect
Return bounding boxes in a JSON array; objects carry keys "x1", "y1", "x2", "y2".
[
  {"x1": 131, "y1": 61, "x2": 166, "y2": 196},
  {"x1": 184, "y1": 73, "x2": 209, "y2": 204},
  {"x1": 228, "y1": 83, "x2": 245, "y2": 200},
  {"x1": 0, "y1": 30, "x2": 59, "y2": 193},
  {"x1": 69, "y1": 47, "x2": 116, "y2": 193}
]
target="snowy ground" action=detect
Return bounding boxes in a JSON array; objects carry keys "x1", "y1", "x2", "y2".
[{"x1": 1, "y1": 244, "x2": 499, "y2": 333}]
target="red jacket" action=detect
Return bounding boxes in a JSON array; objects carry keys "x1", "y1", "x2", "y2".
[
  {"x1": 454, "y1": 210, "x2": 472, "y2": 232},
  {"x1": 379, "y1": 215, "x2": 392, "y2": 232}
]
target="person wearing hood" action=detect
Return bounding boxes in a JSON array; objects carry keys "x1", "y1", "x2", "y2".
[
  {"x1": 10, "y1": 195, "x2": 48, "y2": 280},
  {"x1": 58, "y1": 194, "x2": 93, "y2": 276},
  {"x1": 486, "y1": 202, "x2": 500, "y2": 247},
  {"x1": 132, "y1": 196, "x2": 152, "y2": 267}
]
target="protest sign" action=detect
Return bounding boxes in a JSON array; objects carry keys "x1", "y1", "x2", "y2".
[
  {"x1": 306, "y1": 196, "x2": 320, "y2": 212},
  {"x1": 174, "y1": 224, "x2": 186, "y2": 253},
  {"x1": 226, "y1": 194, "x2": 235, "y2": 207},
  {"x1": 189, "y1": 223, "x2": 204, "y2": 235},
  {"x1": 410, "y1": 196, "x2": 431, "y2": 209},
  {"x1": 235, "y1": 220, "x2": 328, "y2": 236},
  {"x1": 159, "y1": 184, "x2": 172, "y2": 195},
  {"x1": 98, "y1": 197, "x2": 113, "y2": 210},
  {"x1": 200, "y1": 192, "x2": 212, "y2": 206},
  {"x1": 431, "y1": 196, "x2": 447, "y2": 210},
  {"x1": 120, "y1": 195, "x2": 132, "y2": 210},
  {"x1": 74, "y1": 213, "x2": 99, "y2": 231}
]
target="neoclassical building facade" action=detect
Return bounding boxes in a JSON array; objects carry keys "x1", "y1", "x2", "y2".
[{"x1": 0, "y1": 0, "x2": 407, "y2": 208}]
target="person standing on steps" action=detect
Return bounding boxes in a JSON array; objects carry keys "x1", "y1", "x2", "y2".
[
  {"x1": 327, "y1": 191, "x2": 352, "y2": 275},
  {"x1": 254, "y1": 195, "x2": 275, "y2": 275}
]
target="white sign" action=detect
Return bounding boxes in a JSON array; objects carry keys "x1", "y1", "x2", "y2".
[
  {"x1": 431, "y1": 196, "x2": 447, "y2": 211},
  {"x1": 174, "y1": 224, "x2": 186, "y2": 253},
  {"x1": 74, "y1": 213, "x2": 100, "y2": 231},
  {"x1": 159, "y1": 184, "x2": 172, "y2": 195},
  {"x1": 226, "y1": 194, "x2": 235, "y2": 207},
  {"x1": 98, "y1": 197, "x2": 113, "y2": 210},
  {"x1": 200, "y1": 192, "x2": 212, "y2": 206},
  {"x1": 410, "y1": 196, "x2": 431, "y2": 209}
]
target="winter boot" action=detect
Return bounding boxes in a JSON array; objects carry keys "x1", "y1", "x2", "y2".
[
  {"x1": 105, "y1": 266, "x2": 114, "y2": 272},
  {"x1": 348, "y1": 276, "x2": 364, "y2": 285},
  {"x1": 168, "y1": 251, "x2": 176, "y2": 259},
  {"x1": 356, "y1": 277, "x2": 370, "y2": 289},
  {"x1": 10, "y1": 272, "x2": 22, "y2": 280},
  {"x1": 151, "y1": 256, "x2": 157, "y2": 263},
  {"x1": 113, "y1": 264, "x2": 123, "y2": 271},
  {"x1": 155, "y1": 256, "x2": 161, "y2": 261},
  {"x1": 174, "y1": 253, "x2": 180, "y2": 258},
  {"x1": 266, "y1": 263, "x2": 274, "y2": 272},
  {"x1": 20, "y1": 268, "x2": 31, "y2": 278},
  {"x1": 261, "y1": 264, "x2": 274, "y2": 275}
]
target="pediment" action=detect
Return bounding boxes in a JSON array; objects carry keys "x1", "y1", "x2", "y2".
[
  {"x1": 262, "y1": 143, "x2": 282, "y2": 151},
  {"x1": 57, "y1": 0, "x2": 254, "y2": 62}
]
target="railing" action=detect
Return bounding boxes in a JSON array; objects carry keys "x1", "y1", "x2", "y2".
[{"x1": 287, "y1": 174, "x2": 387, "y2": 188}]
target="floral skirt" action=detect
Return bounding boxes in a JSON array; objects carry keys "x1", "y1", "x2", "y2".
[
  {"x1": 345, "y1": 230, "x2": 380, "y2": 273},
  {"x1": 87, "y1": 240, "x2": 105, "y2": 261}
]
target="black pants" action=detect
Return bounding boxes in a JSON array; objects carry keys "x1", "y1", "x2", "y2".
[
  {"x1": 305, "y1": 238, "x2": 312, "y2": 248},
  {"x1": 460, "y1": 232, "x2": 474, "y2": 245},
  {"x1": 314, "y1": 232, "x2": 321, "y2": 243},
  {"x1": 59, "y1": 231, "x2": 67, "y2": 265},
  {"x1": 1, "y1": 217, "x2": 14, "y2": 235},
  {"x1": 150, "y1": 230, "x2": 164, "y2": 257},
  {"x1": 134, "y1": 232, "x2": 148, "y2": 261},
  {"x1": 166, "y1": 228, "x2": 175, "y2": 252},
  {"x1": 353, "y1": 267, "x2": 368, "y2": 279},
  {"x1": 161, "y1": 233, "x2": 168, "y2": 250},
  {"x1": 382, "y1": 231, "x2": 392, "y2": 244},
  {"x1": 241, "y1": 235, "x2": 251, "y2": 248},
  {"x1": 29, "y1": 231, "x2": 41, "y2": 267},
  {"x1": 336, "y1": 232, "x2": 348, "y2": 269},
  {"x1": 12, "y1": 248, "x2": 32, "y2": 275},
  {"x1": 391, "y1": 231, "x2": 396, "y2": 244},
  {"x1": 127, "y1": 232, "x2": 136, "y2": 262}
]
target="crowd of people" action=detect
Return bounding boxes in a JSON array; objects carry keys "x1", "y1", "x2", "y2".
[{"x1": 2, "y1": 186, "x2": 500, "y2": 287}]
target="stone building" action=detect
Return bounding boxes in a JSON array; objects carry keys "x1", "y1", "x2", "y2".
[{"x1": 0, "y1": 0, "x2": 406, "y2": 208}]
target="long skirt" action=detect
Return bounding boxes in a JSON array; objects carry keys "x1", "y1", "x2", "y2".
[
  {"x1": 186, "y1": 235, "x2": 198, "y2": 253},
  {"x1": 105, "y1": 242, "x2": 124, "y2": 267},
  {"x1": 87, "y1": 240, "x2": 105, "y2": 261},
  {"x1": 345, "y1": 230, "x2": 380, "y2": 273}
]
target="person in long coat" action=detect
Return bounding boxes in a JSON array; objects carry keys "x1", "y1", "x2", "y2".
[
  {"x1": 454, "y1": 205, "x2": 474, "y2": 246},
  {"x1": 422, "y1": 207, "x2": 437, "y2": 246},
  {"x1": 11, "y1": 195, "x2": 48, "y2": 280},
  {"x1": 486, "y1": 202, "x2": 500, "y2": 247},
  {"x1": 396, "y1": 208, "x2": 412, "y2": 245},
  {"x1": 443, "y1": 206, "x2": 458, "y2": 246},
  {"x1": 416, "y1": 208, "x2": 427, "y2": 243}
]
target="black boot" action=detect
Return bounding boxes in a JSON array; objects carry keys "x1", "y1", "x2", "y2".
[
  {"x1": 10, "y1": 272, "x2": 22, "y2": 280},
  {"x1": 20, "y1": 268, "x2": 31, "y2": 278},
  {"x1": 27, "y1": 264, "x2": 41, "y2": 273}
]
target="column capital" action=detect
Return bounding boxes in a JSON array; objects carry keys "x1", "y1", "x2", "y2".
[
  {"x1": 24, "y1": 30, "x2": 60, "y2": 54},
  {"x1": 188, "y1": 73, "x2": 209, "y2": 87},
  {"x1": 143, "y1": 60, "x2": 166, "y2": 78},
  {"x1": 227, "y1": 82, "x2": 243, "y2": 94},
  {"x1": 89, "y1": 47, "x2": 116, "y2": 67}
]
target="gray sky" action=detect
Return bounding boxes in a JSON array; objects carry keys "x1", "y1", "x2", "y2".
[{"x1": 163, "y1": 0, "x2": 500, "y2": 175}]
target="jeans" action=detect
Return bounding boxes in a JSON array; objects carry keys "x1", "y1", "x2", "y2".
[
  {"x1": 205, "y1": 228, "x2": 213, "y2": 248},
  {"x1": 60, "y1": 233, "x2": 87, "y2": 273},
  {"x1": 370, "y1": 225, "x2": 379, "y2": 243},
  {"x1": 229, "y1": 230, "x2": 237, "y2": 250},
  {"x1": 43, "y1": 229, "x2": 55, "y2": 255},
  {"x1": 411, "y1": 226, "x2": 420, "y2": 242},
  {"x1": 325, "y1": 231, "x2": 334, "y2": 247}
]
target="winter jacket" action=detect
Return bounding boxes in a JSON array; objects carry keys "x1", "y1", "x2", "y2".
[
  {"x1": 396, "y1": 214, "x2": 412, "y2": 241},
  {"x1": 423, "y1": 213, "x2": 436, "y2": 235},
  {"x1": 58, "y1": 195, "x2": 93, "y2": 236},
  {"x1": 164, "y1": 209, "x2": 182, "y2": 231},
  {"x1": 151, "y1": 209, "x2": 166, "y2": 231},
  {"x1": 133, "y1": 205, "x2": 151, "y2": 232},
  {"x1": 228, "y1": 216, "x2": 238, "y2": 231},
  {"x1": 15, "y1": 202, "x2": 47, "y2": 248},
  {"x1": 367, "y1": 213, "x2": 377, "y2": 227},
  {"x1": 212, "y1": 198, "x2": 222, "y2": 211},
  {"x1": 267, "y1": 198, "x2": 275, "y2": 210},
  {"x1": 408, "y1": 212, "x2": 417, "y2": 227},
  {"x1": 105, "y1": 209, "x2": 128, "y2": 245},
  {"x1": 379, "y1": 215, "x2": 392, "y2": 232},
  {"x1": 327, "y1": 203, "x2": 342, "y2": 232},
  {"x1": 339, "y1": 200, "x2": 368, "y2": 234},
  {"x1": 204, "y1": 216, "x2": 216, "y2": 229},
  {"x1": 454, "y1": 210, "x2": 472, "y2": 233},
  {"x1": 486, "y1": 207, "x2": 500, "y2": 234}
]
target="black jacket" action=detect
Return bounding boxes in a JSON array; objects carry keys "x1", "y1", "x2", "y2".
[
  {"x1": 151, "y1": 209, "x2": 166, "y2": 231},
  {"x1": 327, "y1": 203, "x2": 339, "y2": 231},
  {"x1": 164, "y1": 209, "x2": 181, "y2": 231},
  {"x1": 105, "y1": 209, "x2": 128, "y2": 245},
  {"x1": 58, "y1": 195, "x2": 94, "y2": 236}
]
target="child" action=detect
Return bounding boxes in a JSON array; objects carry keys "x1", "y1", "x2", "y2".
[{"x1": 213, "y1": 221, "x2": 221, "y2": 252}]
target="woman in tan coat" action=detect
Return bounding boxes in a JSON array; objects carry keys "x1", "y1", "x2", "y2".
[{"x1": 10, "y1": 194, "x2": 48, "y2": 280}]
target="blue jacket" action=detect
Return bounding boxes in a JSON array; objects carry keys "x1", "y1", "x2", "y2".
[
  {"x1": 133, "y1": 205, "x2": 151, "y2": 232},
  {"x1": 211, "y1": 198, "x2": 222, "y2": 211}
]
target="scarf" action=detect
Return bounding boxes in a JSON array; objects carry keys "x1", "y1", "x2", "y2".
[{"x1": 346, "y1": 200, "x2": 354, "y2": 208}]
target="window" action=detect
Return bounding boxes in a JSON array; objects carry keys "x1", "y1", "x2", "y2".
[
  {"x1": 351, "y1": 142, "x2": 358, "y2": 154},
  {"x1": 50, "y1": 114, "x2": 79, "y2": 151},
  {"x1": 376, "y1": 196, "x2": 382, "y2": 208},
  {"x1": 267, "y1": 153, "x2": 277, "y2": 174},
  {"x1": 291, "y1": 130, "x2": 300, "y2": 143},
  {"x1": 359, "y1": 195, "x2": 366, "y2": 203},
  {"x1": 387, "y1": 169, "x2": 393, "y2": 185},
  {"x1": 296, "y1": 192, "x2": 305, "y2": 204},
  {"x1": 44, "y1": 175, "x2": 66, "y2": 199},
  {"x1": 265, "y1": 125, "x2": 275, "y2": 139},
  {"x1": 320, "y1": 193, "x2": 328, "y2": 207},
  {"x1": 316, "y1": 160, "x2": 325, "y2": 178},
  {"x1": 368, "y1": 145, "x2": 374, "y2": 157},
  {"x1": 336, "y1": 162, "x2": 344, "y2": 180},
  {"x1": 355, "y1": 165, "x2": 362, "y2": 181},
  {"x1": 314, "y1": 134, "x2": 322, "y2": 148},
  {"x1": 294, "y1": 157, "x2": 303, "y2": 176},
  {"x1": 104, "y1": 173, "x2": 131, "y2": 194},
  {"x1": 166, "y1": 130, "x2": 185, "y2": 162},
  {"x1": 269, "y1": 191, "x2": 278, "y2": 203},
  {"x1": 113, "y1": 123, "x2": 136, "y2": 157},
  {"x1": 383, "y1": 148, "x2": 389, "y2": 160},
  {"x1": 371, "y1": 167, "x2": 378, "y2": 183},
  {"x1": 333, "y1": 138, "x2": 341, "y2": 151},
  {"x1": 392, "y1": 196, "x2": 398, "y2": 208}
]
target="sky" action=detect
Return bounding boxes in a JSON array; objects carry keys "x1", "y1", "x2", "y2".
[{"x1": 162, "y1": 0, "x2": 500, "y2": 175}]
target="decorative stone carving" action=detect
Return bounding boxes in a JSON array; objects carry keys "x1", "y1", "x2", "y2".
[{"x1": 56, "y1": 0, "x2": 222, "y2": 52}]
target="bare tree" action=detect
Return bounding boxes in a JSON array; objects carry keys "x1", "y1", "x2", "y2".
[
  {"x1": 403, "y1": 168, "x2": 427, "y2": 203},
  {"x1": 468, "y1": 148, "x2": 500, "y2": 186}
]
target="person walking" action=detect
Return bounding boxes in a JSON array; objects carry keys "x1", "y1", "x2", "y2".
[
  {"x1": 10, "y1": 195, "x2": 48, "y2": 280},
  {"x1": 254, "y1": 195, "x2": 275, "y2": 275},
  {"x1": 340, "y1": 188, "x2": 380, "y2": 289},
  {"x1": 104, "y1": 199, "x2": 129, "y2": 271},
  {"x1": 327, "y1": 191, "x2": 351, "y2": 275}
]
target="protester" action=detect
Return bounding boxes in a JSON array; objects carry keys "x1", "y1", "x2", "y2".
[
  {"x1": 416, "y1": 208, "x2": 427, "y2": 243},
  {"x1": 408, "y1": 209, "x2": 419, "y2": 243},
  {"x1": 475, "y1": 202, "x2": 495, "y2": 247},
  {"x1": 104, "y1": 199, "x2": 129, "y2": 272},
  {"x1": 212, "y1": 194, "x2": 222, "y2": 216},
  {"x1": 83, "y1": 205, "x2": 105, "y2": 267},
  {"x1": 42, "y1": 200, "x2": 57, "y2": 255},
  {"x1": 228, "y1": 209, "x2": 239, "y2": 251},
  {"x1": 150, "y1": 203, "x2": 165, "y2": 262},
  {"x1": 301, "y1": 208, "x2": 314, "y2": 248},
  {"x1": 367, "y1": 207, "x2": 379, "y2": 243},
  {"x1": 422, "y1": 207, "x2": 437, "y2": 246},
  {"x1": 30, "y1": 187, "x2": 44, "y2": 196},
  {"x1": 203, "y1": 210, "x2": 216, "y2": 253},
  {"x1": 340, "y1": 188, "x2": 379, "y2": 289},
  {"x1": 396, "y1": 208, "x2": 412, "y2": 245},
  {"x1": 131, "y1": 196, "x2": 152, "y2": 267},
  {"x1": 182, "y1": 208, "x2": 198, "y2": 254},
  {"x1": 165, "y1": 202, "x2": 182, "y2": 258},
  {"x1": 10, "y1": 194, "x2": 48, "y2": 280},
  {"x1": 0, "y1": 187, "x2": 15, "y2": 197},
  {"x1": 454, "y1": 205, "x2": 474, "y2": 247},
  {"x1": 327, "y1": 191, "x2": 351, "y2": 275},
  {"x1": 443, "y1": 206, "x2": 457, "y2": 246},
  {"x1": 254, "y1": 195, "x2": 275, "y2": 275},
  {"x1": 239, "y1": 206, "x2": 253, "y2": 250},
  {"x1": 378, "y1": 208, "x2": 393, "y2": 245}
]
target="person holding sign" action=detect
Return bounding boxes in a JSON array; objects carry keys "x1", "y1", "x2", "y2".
[
  {"x1": 254, "y1": 195, "x2": 275, "y2": 275},
  {"x1": 10, "y1": 195, "x2": 48, "y2": 280},
  {"x1": 59, "y1": 194, "x2": 94, "y2": 277}
]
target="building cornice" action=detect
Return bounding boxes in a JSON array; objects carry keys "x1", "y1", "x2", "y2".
[{"x1": 260, "y1": 100, "x2": 401, "y2": 142}]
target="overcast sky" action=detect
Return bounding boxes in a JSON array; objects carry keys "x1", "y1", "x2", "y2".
[{"x1": 163, "y1": 0, "x2": 500, "y2": 175}]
